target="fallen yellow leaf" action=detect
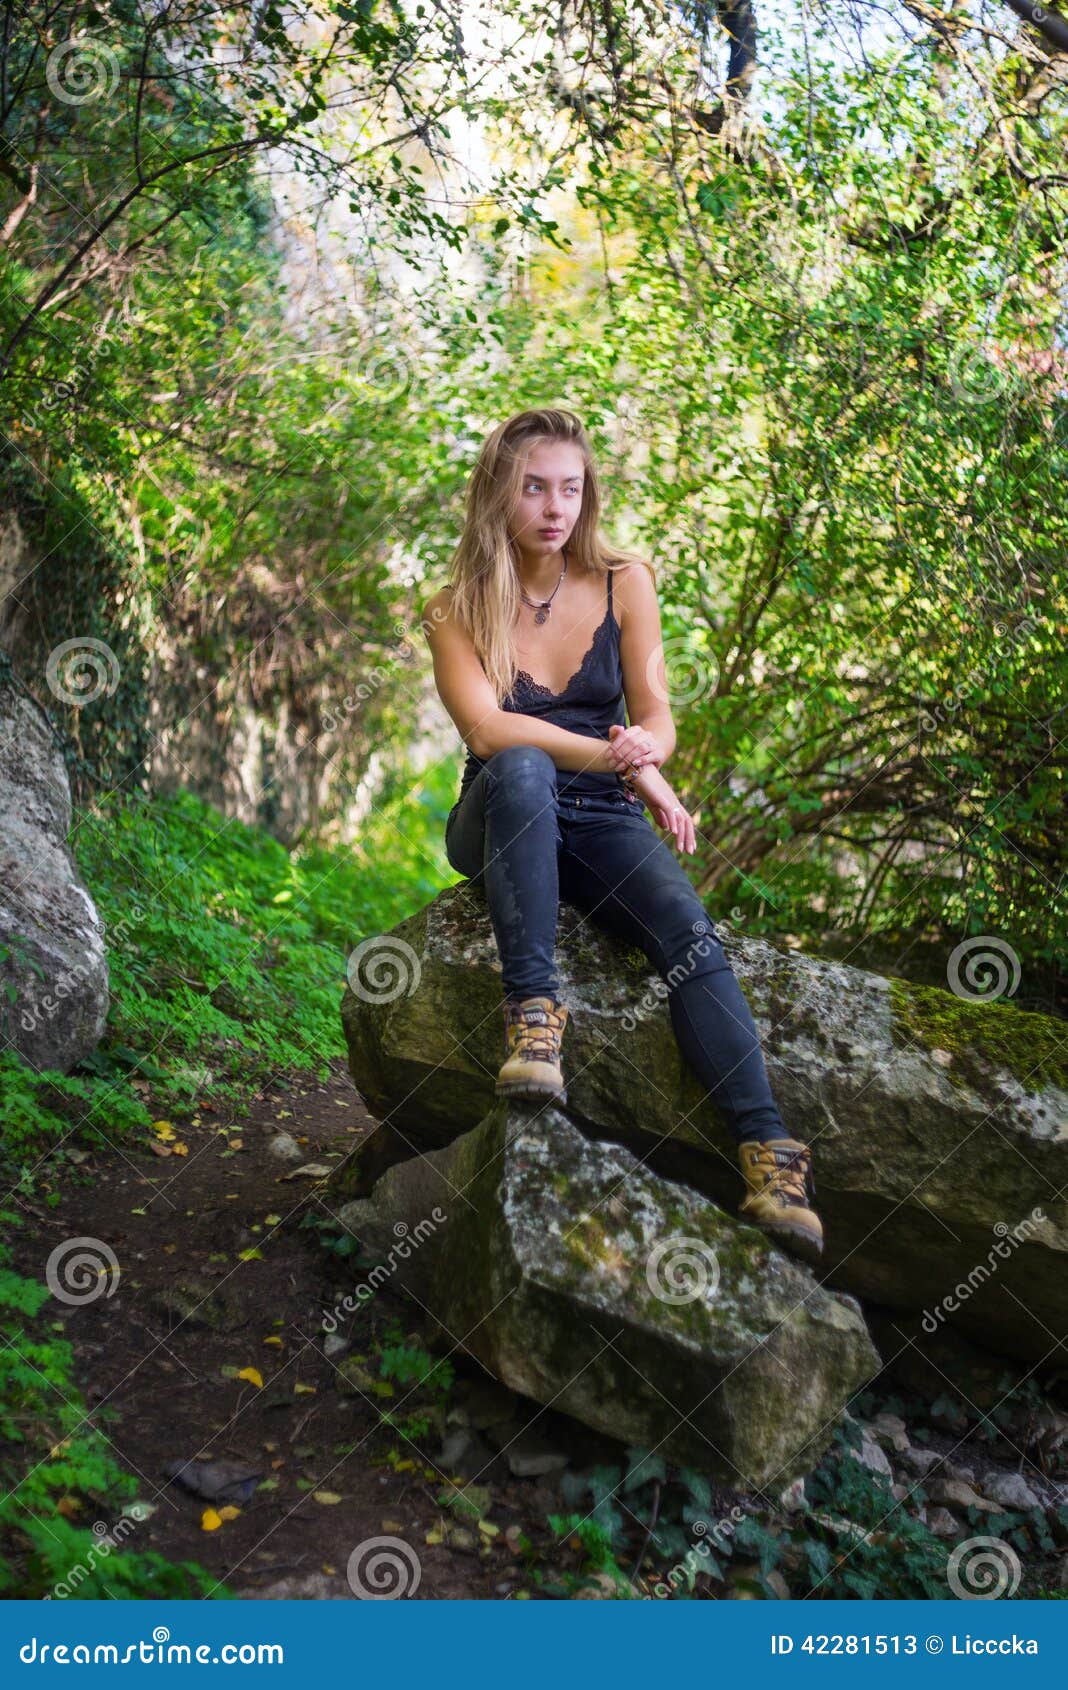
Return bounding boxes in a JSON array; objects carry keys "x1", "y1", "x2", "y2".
[
  {"x1": 236, "y1": 1367, "x2": 263, "y2": 1387},
  {"x1": 172, "y1": 1142, "x2": 189, "y2": 1156},
  {"x1": 201, "y1": 1508, "x2": 222, "y2": 1531},
  {"x1": 218, "y1": 1505, "x2": 241, "y2": 1522},
  {"x1": 262, "y1": 1335, "x2": 283, "y2": 1347},
  {"x1": 293, "y1": 1383, "x2": 316, "y2": 1395},
  {"x1": 313, "y1": 1490, "x2": 342, "y2": 1505},
  {"x1": 152, "y1": 1120, "x2": 175, "y2": 1138}
]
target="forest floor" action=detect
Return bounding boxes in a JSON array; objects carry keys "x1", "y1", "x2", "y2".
[{"x1": 10, "y1": 1059, "x2": 670, "y2": 1601}]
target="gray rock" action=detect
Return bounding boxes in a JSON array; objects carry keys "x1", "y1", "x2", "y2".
[
  {"x1": 979, "y1": 1470, "x2": 1042, "y2": 1512},
  {"x1": 897, "y1": 1444, "x2": 944, "y2": 1478},
  {"x1": 928, "y1": 1475, "x2": 1000, "y2": 1513},
  {"x1": 0, "y1": 681, "x2": 108, "y2": 1071},
  {"x1": 237, "y1": 1573, "x2": 353, "y2": 1599},
  {"x1": 438, "y1": 1426, "x2": 497, "y2": 1480},
  {"x1": 500, "y1": 1427, "x2": 570, "y2": 1479},
  {"x1": 867, "y1": 1411, "x2": 910, "y2": 1452},
  {"x1": 844, "y1": 1418, "x2": 894, "y2": 1478},
  {"x1": 267, "y1": 1131, "x2": 304, "y2": 1163},
  {"x1": 335, "y1": 1101, "x2": 880, "y2": 1489},
  {"x1": 926, "y1": 1506, "x2": 962, "y2": 1539},
  {"x1": 337, "y1": 883, "x2": 1068, "y2": 1363}
]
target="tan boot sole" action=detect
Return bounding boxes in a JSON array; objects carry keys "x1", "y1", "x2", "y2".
[
  {"x1": 748, "y1": 1214, "x2": 824, "y2": 1265},
  {"x1": 495, "y1": 1075, "x2": 568, "y2": 1105}
]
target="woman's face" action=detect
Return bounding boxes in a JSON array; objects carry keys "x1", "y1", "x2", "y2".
[{"x1": 508, "y1": 440, "x2": 585, "y2": 560}]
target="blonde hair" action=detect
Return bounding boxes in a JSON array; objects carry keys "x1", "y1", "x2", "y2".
[{"x1": 447, "y1": 407, "x2": 653, "y2": 705}]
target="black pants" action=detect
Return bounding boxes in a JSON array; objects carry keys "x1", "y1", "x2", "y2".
[{"x1": 444, "y1": 745, "x2": 790, "y2": 1146}]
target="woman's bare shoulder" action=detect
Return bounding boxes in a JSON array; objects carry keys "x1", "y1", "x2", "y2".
[
  {"x1": 608, "y1": 558, "x2": 658, "y2": 619},
  {"x1": 419, "y1": 583, "x2": 458, "y2": 637}
]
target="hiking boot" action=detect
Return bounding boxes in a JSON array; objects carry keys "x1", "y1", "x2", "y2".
[
  {"x1": 737, "y1": 1135, "x2": 823, "y2": 1264},
  {"x1": 496, "y1": 995, "x2": 569, "y2": 1104}
]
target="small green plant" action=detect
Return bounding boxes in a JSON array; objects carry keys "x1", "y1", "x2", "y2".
[{"x1": 543, "y1": 1513, "x2": 637, "y2": 1598}]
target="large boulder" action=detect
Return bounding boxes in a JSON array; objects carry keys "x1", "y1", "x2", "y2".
[
  {"x1": 340, "y1": 884, "x2": 1068, "y2": 1363},
  {"x1": 335, "y1": 1102, "x2": 880, "y2": 1489},
  {"x1": 0, "y1": 681, "x2": 108, "y2": 1071}
]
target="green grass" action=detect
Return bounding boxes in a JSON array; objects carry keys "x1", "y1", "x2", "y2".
[{"x1": 0, "y1": 776, "x2": 453, "y2": 1596}]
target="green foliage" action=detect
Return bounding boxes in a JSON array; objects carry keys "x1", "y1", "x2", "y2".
[
  {"x1": 0, "y1": 1227, "x2": 223, "y2": 1598},
  {"x1": 1, "y1": 782, "x2": 431, "y2": 1188},
  {"x1": 544, "y1": 1513, "x2": 636, "y2": 1598}
]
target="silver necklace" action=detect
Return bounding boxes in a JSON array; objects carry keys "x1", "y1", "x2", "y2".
[{"x1": 518, "y1": 547, "x2": 568, "y2": 625}]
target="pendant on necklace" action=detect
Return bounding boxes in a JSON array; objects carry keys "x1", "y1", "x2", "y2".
[{"x1": 534, "y1": 608, "x2": 548, "y2": 624}]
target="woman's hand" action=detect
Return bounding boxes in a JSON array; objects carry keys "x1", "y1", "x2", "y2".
[
  {"x1": 605, "y1": 721, "x2": 666, "y2": 774},
  {"x1": 628, "y1": 764, "x2": 698, "y2": 855}
]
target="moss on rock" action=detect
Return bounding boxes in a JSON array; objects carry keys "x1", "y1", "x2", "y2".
[{"x1": 889, "y1": 975, "x2": 1068, "y2": 1097}]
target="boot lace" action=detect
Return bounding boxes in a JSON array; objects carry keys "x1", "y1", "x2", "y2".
[
  {"x1": 759, "y1": 1142, "x2": 815, "y2": 1209},
  {"x1": 504, "y1": 998, "x2": 565, "y2": 1063}
]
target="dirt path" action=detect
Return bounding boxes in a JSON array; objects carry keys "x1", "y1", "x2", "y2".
[{"x1": 13, "y1": 1060, "x2": 603, "y2": 1600}]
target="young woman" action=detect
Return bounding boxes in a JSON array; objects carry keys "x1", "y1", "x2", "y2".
[{"x1": 421, "y1": 408, "x2": 822, "y2": 1264}]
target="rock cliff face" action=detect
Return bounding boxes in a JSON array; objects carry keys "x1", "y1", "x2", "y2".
[
  {"x1": 338, "y1": 884, "x2": 1068, "y2": 1366},
  {"x1": 0, "y1": 681, "x2": 108, "y2": 1072}
]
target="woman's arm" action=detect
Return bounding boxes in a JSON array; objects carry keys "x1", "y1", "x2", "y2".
[
  {"x1": 614, "y1": 562, "x2": 678, "y2": 767},
  {"x1": 420, "y1": 588, "x2": 619, "y2": 775}
]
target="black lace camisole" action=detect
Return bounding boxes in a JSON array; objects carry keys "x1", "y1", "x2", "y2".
[{"x1": 456, "y1": 566, "x2": 637, "y2": 804}]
